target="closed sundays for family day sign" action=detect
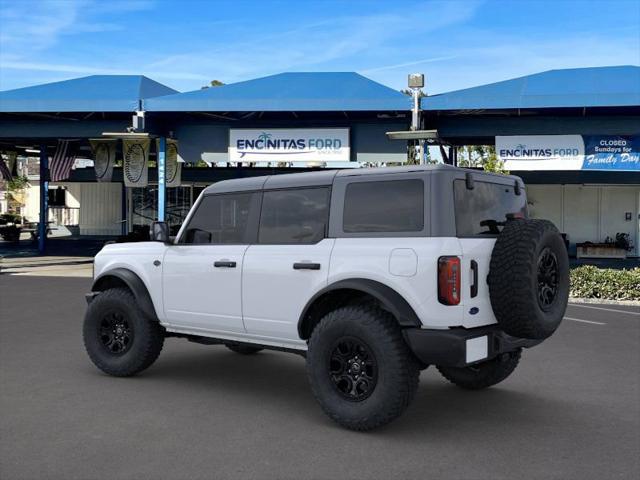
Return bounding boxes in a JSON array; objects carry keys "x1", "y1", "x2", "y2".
[
  {"x1": 229, "y1": 128, "x2": 350, "y2": 162},
  {"x1": 497, "y1": 135, "x2": 640, "y2": 171}
]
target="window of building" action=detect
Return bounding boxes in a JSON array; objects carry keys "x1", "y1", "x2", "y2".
[
  {"x1": 181, "y1": 192, "x2": 257, "y2": 244},
  {"x1": 454, "y1": 180, "x2": 527, "y2": 236},
  {"x1": 343, "y1": 179, "x2": 424, "y2": 233},
  {"x1": 48, "y1": 188, "x2": 66, "y2": 207},
  {"x1": 259, "y1": 188, "x2": 330, "y2": 244}
]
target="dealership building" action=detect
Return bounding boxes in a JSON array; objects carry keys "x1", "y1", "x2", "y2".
[{"x1": 0, "y1": 66, "x2": 638, "y2": 257}]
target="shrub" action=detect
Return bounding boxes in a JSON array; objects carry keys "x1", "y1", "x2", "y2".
[{"x1": 570, "y1": 265, "x2": 640, "y2": 301}]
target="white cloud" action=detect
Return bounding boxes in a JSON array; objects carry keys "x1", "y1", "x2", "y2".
[{"x1": 361, "y1": 56, "x2": 459, "y2": 74}]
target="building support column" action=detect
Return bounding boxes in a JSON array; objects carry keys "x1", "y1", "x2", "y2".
[
  {"x1": 157, "y1": 137, "x2": 166, "y2": 222},
  {"x1": 121, "y1": 183, "x2": 127, "y2": 235},
  {"x1": 38, "y1": 144, "x2": 48, "y2": 254}
]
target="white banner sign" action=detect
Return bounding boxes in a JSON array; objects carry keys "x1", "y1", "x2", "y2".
[
  {"x1": 229, "y1": 128, "x2": 350, "y2": 162},
  {"x1": 90, "y1": 139, "x2": 116, "y2": 182},
  {"x1": 123, "y1": 138, "x2": 149, "y2": 187},
  {"x1": 496, "y1": 135, "x2": 585, "y2": 170},
  {"x1": 166, "y1": 139, "x2": 181, "y2": 187}
]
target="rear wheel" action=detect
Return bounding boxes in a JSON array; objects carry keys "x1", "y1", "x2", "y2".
[
  {"x1": 225, "y1": 343, "x2": 263, "y2": 355},
  {"x1": 437, "y1": 350, "x2": 521, "y2": 390},
  {"x1": 306, "y1": 304, "x2": 420, "y2": 431},
  {"x1": 83, "y1": 288, "x2": 164, "y2": 377}
]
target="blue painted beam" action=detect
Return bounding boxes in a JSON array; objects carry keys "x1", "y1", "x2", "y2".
[
  {"x1": 157, "y1": 137, "x2": 166, "y2": 222},
  {"x1": 38, "y1": 145, "x2": 48, "y2": 254}
]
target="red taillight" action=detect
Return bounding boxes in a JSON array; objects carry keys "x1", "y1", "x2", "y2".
[{"x1": 438, "y1": 256, "x2": 461, "y2": 305}]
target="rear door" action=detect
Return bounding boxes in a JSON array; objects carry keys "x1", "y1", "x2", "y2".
[
  {"x1": 242, "y1": 187, "x2": 333, "y2": 342},
  {"x1": 162, "y1": 192, "x2": 260, "y2": 334},
  {"x1": 454, "y1": 177, "x2": 528, "y2": 327}
]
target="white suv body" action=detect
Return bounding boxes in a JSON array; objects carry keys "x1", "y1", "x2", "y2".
[
  {"x1": 85, "y1": 165, "x2": 569, "y2": 430},
  {"x1": 93, "y1": 166, "x2": 503, "y2": 349}
]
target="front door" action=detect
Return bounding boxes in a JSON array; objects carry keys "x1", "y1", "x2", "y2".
[{"x1": 162, "y1": 191, "x2": 260, "y2": 334}]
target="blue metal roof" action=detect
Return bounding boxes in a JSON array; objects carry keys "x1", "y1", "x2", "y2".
[
  {"x1": 145, "y1": 72, "x2": 411, "y2": 112},
  {"x1": 422, "y1": 66, "x2": 640, "y2": 111},
  {"x1": 0, "y1": 75, "x2": 178, "y2": 113}
]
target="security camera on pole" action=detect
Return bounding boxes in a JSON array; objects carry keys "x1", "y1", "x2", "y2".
[{"x1": 408, "y1": 73, "x2": 424, "y2": 164}]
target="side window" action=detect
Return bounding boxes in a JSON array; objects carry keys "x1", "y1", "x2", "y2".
[
  {"x1": 259, "y1": 188, "x2": 330, "y2": 244},
  {"x1": 454, "y1": 180, "x2": 527, "y2": 236},
  {"x1": 343, "y1": 179, "x2": 424, "y2": 233},
  {"x1": 180, "y1": 193, "x2": 256, "y2": 244}
]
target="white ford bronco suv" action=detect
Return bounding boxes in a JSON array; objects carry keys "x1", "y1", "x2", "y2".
[{"x1": 84, "y1": 165, "x2": 569, "y2": 430}]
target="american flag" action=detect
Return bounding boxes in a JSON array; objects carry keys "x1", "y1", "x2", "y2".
[
  {"x1": 0, "y1": 156, "x2": 12, "y2": 181},
  {"x1": 49, "y1": 140, "x2": 78, "y2": 182}
]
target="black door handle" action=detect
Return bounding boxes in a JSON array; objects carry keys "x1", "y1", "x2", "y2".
[
  {"x1": 470, "y1": 260, "x2": 478, "y2": 298},
  {"x1": 293, "y1": 262, "x2": 321, "y2": 270},
  {"x1": 214, "y1": 260, "x2": 236, "y2": 268}
]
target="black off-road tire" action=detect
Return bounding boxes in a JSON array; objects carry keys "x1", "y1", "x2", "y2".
[
  {"x1": 306, "y1": 304, "x2": 420, "y2": 431},
  {"x1": 83, "y1": 288, "x2": 164, "y2": 377},
  {"x1": 437, "y1": 350, "x2": 521, "y2": 390},
  {"x1": 489, "y1": 219, "x2": 569, "y2": 340},
  {"x1": 225, "y1": 343, "x2": 263, "y2": 355}
]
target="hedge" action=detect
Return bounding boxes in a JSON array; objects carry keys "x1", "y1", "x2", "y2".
[{"x1": 570, "y1": 265, "x2": 640, "y2": 301}]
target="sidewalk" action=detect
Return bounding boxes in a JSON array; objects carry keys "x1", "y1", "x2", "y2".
[{"x1": 0, "y1": 255, "x2": 93, "y2": 277}]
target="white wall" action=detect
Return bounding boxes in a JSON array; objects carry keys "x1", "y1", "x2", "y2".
[
  {"x1": 527, "y1": 184, "x2": 640, "y2": 256},
  {"x1": 23, "y1": 182, "x2": 40, "y2": 222}
]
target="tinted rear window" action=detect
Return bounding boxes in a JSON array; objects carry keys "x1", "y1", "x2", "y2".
[
  {"x1": 343, "y1": 179, "x2": 424, "y2": 233},
  {"x1": 454, "y1": 180, "x2": 527, "y2": 236}
]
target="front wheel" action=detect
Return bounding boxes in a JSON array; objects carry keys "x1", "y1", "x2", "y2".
[
  {"x1": 306, "y1": 305, "x2": 420, "y2": 431},
  {"x1": 437, "y1": 349, "x2": 521, "y2": 390},
  {"x1": 83, "y1": 288, "x2": 164, "y2": 377}
]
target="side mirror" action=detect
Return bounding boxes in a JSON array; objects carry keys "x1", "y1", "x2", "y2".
[{"x1": 151, "y1": 221, "x2": 170, "y2": 243}]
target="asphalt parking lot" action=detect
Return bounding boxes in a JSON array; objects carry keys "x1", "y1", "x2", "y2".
[{"x1": 1, "y1": 275, "x2": 638, "y2": 480}]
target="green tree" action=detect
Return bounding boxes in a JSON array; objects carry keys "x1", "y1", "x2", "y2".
[
  {"x1": 201, "y1": 79, "x2": 225, "y2": 89},
  {"x1": 457, "y1": 145, "x2": 508, "y2": 174}
]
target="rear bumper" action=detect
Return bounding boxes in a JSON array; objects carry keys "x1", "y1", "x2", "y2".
[{"x1": 403, "y1": 324, "x2": 542, "y2": 368}]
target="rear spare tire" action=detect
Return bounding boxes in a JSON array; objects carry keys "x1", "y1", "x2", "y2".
[{"x1": 488, "y1": 219, "x2": 569, "y2": 340}]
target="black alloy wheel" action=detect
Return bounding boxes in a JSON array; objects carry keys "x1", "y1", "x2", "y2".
[
  {"x1": 537, "y1": 247, "x2": 559, "y2": 310},
  {"x1": 328, "y1": 337, "x2": 378, "y2": 402},
  {"x1": 99, "y1": 311, "x2": 134, "y2": 355}
]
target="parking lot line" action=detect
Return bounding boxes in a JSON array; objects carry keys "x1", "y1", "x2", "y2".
[
  {"x1": 570, "y1": 304, "x2": 640, "y2": 316},
  {"x1": 564, "y1": 316, "x2": 606, "y2": 325}
]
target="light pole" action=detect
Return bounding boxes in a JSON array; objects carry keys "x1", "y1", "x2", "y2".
[{"x1": 408, "y1": 73, "x2": 424, "y2": 164}]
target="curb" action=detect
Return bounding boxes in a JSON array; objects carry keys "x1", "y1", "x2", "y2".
[
  {"x1": 4, "y1": 260, "x2": 93, "y2": 268},
  {"x1": 569, "y1": 297, "x2": 640, "y2": 307}
]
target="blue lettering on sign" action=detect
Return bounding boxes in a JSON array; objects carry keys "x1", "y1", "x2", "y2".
[
  {"x1": 236, "y1": 131, "x2": 343, "y2": 158},
  {"x1": 582, "y1": 135, "x2": 640, "y2": 171}
]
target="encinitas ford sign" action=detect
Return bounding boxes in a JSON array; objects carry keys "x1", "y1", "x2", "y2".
[
  {"x1": 497, "y1": 135, "x2": 640, "y2": 171},
  {"x1": 497, "y1": 135, "x2": 585, "y2": 170},
  {"x1": 229, "y1": 128, "x2": 350, "y2": 162}
]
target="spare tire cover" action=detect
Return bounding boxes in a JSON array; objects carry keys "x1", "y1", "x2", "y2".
[{"x1": 488, "y1": 219, "x2": 569, "y2": 340}]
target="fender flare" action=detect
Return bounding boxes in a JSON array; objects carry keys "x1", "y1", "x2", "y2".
[
  {"x1": 297, "y1": 278, "x2": 422, "y2": 339},
  {"x1": 92, "y1": 268, "x2": 158, "y2": 321}
]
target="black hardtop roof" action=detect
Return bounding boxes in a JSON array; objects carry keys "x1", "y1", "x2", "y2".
[{"x1": 202, "y1": 164, "x2": 519, "y2": 195}]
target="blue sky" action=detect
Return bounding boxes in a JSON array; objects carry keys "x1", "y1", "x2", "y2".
[{"x1": 0, "y1": 0, "x2": 638, "y2": 94}]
